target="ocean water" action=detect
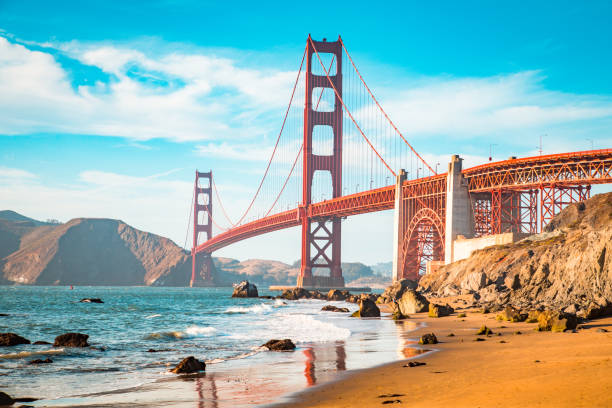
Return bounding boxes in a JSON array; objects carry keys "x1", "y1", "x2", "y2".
[{"x1": 0, "y1": 286, "x2": 425, "y2": 407}]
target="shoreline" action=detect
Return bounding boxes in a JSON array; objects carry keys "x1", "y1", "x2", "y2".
[{"x1": 273, "y1": 310, "x2": 612, "y2": 408}]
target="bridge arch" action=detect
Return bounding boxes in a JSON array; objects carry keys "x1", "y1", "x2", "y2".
[{"x1": 401, "y1": 208, "x2": 445, "y2": 281}]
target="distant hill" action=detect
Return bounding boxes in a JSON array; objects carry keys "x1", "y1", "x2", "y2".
[{"x1": 0, "y1": 211, "x2": 391, "y2": 287}]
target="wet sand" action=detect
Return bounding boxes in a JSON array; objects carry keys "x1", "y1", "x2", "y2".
[{"x1": 274, "y1": 312, "x2": 612, "y2": 408}]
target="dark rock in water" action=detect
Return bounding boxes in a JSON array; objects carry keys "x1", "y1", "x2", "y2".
[
  {"x1": 352, "y1": 298, "x2": 380, "y2": 318},
  {"x1": 262, "y1": 339, "x2": 296, "y2": 351},
  {"x1": 321, "y1": 305, "x2": 349, "y2": 313},
  {"x1": 0, "y1": 332, "x2": 31, "y2": 346},
  {"x1": 0, "y1": 391, "x2": 14, "y2": 406},
  {"x1": 170, "y1": 356, "x2": 206, "y2": 374},
  {"x1": 33, "y1": 341, "x2": 51, "y2": 345},
  {"x1": 28, "y1": 358, "x2": 53, "y2": 364},
  {"x1": 327, "y1": 289, "x2": 350, "y2": 301},
  {"x1": 0, "y1": 313, "x2": 8, "y2": 317},
  {"x1": 280, "y1": 287, "x2": 311, "y2": 300},
  {"x1": 536, "y1": 310, "x2": 578, "y2": 332},
  {"x1": 311, "y1": 290, "x2": 327, "y2": 300},
  {"x1": 379, "y1": 279, "x2": 418, "y2": 304},
  {"x1": 79, "y1": 298, "x2": 103, "y2": 303},
  {"x1": 147, "y1": 348, "x2": 172, "y2": 352},
  {"x1": 397, "y1": 289, "x2": 429, "y2": 315},
  {"x1": 428, "y1": 303, "x2": 454, "y2": 318},
  {"x1": 53, "y1": 333, "x2": 89, "y2": 347},
  {"x1": 418, "y1": 333, "x2": 438, "y2": 345},
  {"x1": 231, "y1": 281, "x2": 258, "y2": 298},
  {"x1": 258, "y1": 295, "x2": 274, "y2": 299}
]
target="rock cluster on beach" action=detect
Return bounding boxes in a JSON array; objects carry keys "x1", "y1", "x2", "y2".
[{"x1": 262, "y1": 339, "x2": 296, "y2": 351}]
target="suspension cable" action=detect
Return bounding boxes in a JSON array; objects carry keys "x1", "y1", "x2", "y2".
[
  {"x1": 183, "y1": 186, "x2": 195, "y2": 249},
  {"x1": 212, "y1": 178, "x2": 235, "y2": 226},
  {"x1": 339, "y1": 38, "x2": 436, "y2": 175},
  {"x1": 310, "y1": 37, "x2": 396, "y2": 177},
  {"x1": 212, "y1": 44, "x2": 308, "y2": 227}
]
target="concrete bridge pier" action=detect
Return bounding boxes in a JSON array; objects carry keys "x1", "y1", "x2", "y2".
[{"x1": 444, "y1": 155, "x2": 475, "y2": 264}]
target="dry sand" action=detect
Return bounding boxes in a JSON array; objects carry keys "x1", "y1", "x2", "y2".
[{"x1": 274, "y1": 311, "x2": 612, "y2": 408}]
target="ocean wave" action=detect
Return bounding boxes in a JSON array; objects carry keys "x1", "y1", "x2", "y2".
[
  {"x1": 145, "y1": 326, "x2": 217, "y2": 341},
  {"x1": 0, "y1": 348, "x2": 66, "y2": 360},
  {"x1": 224, "y1": 303, "x2": 272, "y2": 314}
]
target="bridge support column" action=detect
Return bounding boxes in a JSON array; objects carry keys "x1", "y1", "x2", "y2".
[
  {"x1": 392, "y1": 169, "x2": 407, "y2": 282},
  {"x1": 444, "y1": 155, "x2": 475, "y2": 264},
  {"x1": 297, "y1": 36, "x2": 344, "y2": 288},
  {"x1": 191, "y1": 170, "x2": 216, "y2": 287}
]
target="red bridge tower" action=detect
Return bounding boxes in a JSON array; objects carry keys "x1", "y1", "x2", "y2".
[
  {"x1": 191, "y1": 170, "x2": 215, "y2": 287},
  {"x1": 298, "y1": 36, "x2": 344, "y2": 288}
]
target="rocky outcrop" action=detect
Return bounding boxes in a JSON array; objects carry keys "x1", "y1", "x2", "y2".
[
  {"x1": 231, "y1": 281, "x2": 258, "y2": 298},
  {"x1": 0, "y1": 332, "x2": 30, "y2": 346},
  {"x1": 352, "y1": 298, "x2": 380, "y2": 317},
  {"x1": 378, "y1": 279, "x2": 418, "y2": 304},
  {"x1": 171, "y1": 356, "x2": 206, "y2": 373},
  {"x1": 262, "y1": 339, "x2": 296, "y2": 351},
  {"x1": 418, "y1": 193, "x2": 612, "y2": 314},
  {"x1": 280, "y1": 287, "x2": 312, "y2": 300},
  {"x1": 397, "y1": 289, "x2": 429, "y2": 315},
  {"x1": 536, "y1": 310, "x2": 578, "y2": 332},
  {"x1": 53, "y1": 333, "x2": 89, "y2": 347},
  {"x1": 0, "y1": 391, "x2": 14, "y2": 406}
]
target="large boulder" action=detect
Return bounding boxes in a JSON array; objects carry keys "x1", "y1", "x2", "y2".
[
  {"x1": 0, "y1": 333, "x2": 31, "y2": 347},
  {"x1": 53, "y1": 333, "x2": 89, "y2": 347},
  {"x1": 536, "y1": 310, "x2": 578, "y2": 332},
  {"x1": 262, "y1": 339, "x2": 296, "y2": 351},
  {"x1": 496, "y1": 306, "x2": 527, "y2": 322},
  {"x1": 428, "y1": 303, "x2": 454, "y2": 318},
  {"x1": 0, "y1": 391, "x2": 14, "y2": 406},
  {"x1": 418, "y1": 333, "x2": 438, "y2": 345},
  {"x1": 171, "y1": 356, "x2": 206, "y2": 374},
  {"x1": 379, "y1": 279, "x2": 418, "y2": 303},
  {"x1": 231, "y1": 281, "x2": 258, "y2": 298},
  {"x1": 397, "y1": 289, "x2": 429, "y2": 315},
  {"x1": 352, "y1": 298, "x2": 380, "y2": 318}
]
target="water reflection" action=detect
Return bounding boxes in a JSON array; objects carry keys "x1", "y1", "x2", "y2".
[{"x1": 303, "y1": 341, "x2": 347, "y2": 386}]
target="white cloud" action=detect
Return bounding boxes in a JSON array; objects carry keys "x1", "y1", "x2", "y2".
[{"x1": 0, "y1": 166, "x2": 37, "y2": 180}]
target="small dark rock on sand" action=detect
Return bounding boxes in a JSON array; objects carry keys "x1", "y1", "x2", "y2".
[
  {"x1": 428, "y1": 303, "x2": 454, "y2": 318},
  {"x1": 28, "y1": 358, "x2": 53, "y2": 364},
  {"x1": 33, "y1": 341, "x2": 51, "y2": 345},
  {"x1": 79, "y1": 298, "x2": 104, "y2": 303},
  {"x1": 321, "y1": 305, "x2": 349, "y2": 313},
  {"x1": 0, "y1": 332, "x2": 31, "y2": 346},
  {"x1": 378, "y1": 393, "x2": 405, "y2": 398},
  {"x1": 262, "y1": 339, "x2": 296, "y2": 351},
  {"x1": 475, "y1": 338, "x2": 486, "y2": 342},
  {"x1": 403, "y1": 361, "x2": 426, "y2": 367},
  {"x1": 418, "y1": 333, "x2": 438, "y2": 345},
  {"x1": 53, "y1": 333, "x2": 89, "y2": 347},
  {"x1": 476, "y1": 325, "x2": 493, "y2": 335},
  {"x1": 596, "y1": 328, "x2": 609, "y2": 333},
  {"x1": 171, "y1": 356, "x2": 206, "y2": 374},
  {"x1": 231, "y1": 281, "x2": 258, "y2": 298}
]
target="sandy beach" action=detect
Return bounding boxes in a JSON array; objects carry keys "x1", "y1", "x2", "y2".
[{"x1": 274, "y1": 310, "x2": 612, "y2": 408}]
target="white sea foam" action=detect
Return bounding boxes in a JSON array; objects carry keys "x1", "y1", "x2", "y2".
[
  {"x1": 0, "y1": 348, "x2": 66, "y2": 360},
  {"x1": 274, "y1": 299, "x2": 287, "y2": 307},
  {"x1": 225, "y1": 303, "x2": 272, "y2": 314},
  {"x1": 184, "y1": 325, "x2": 218, "y2": 337},
  {"x1": 230, "y1": 314, "x2": 351, "y2": 344},
  {"x1": 145, "y1": 314, "x2": 161, "y2": 319}
]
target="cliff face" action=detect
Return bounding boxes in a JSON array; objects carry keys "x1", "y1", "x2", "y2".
[
  {"x1": 418, "y1": 192, "x2": 612, "y2": 312},
  {"x1": 1, "y1": 217, "x2": 191, "y2": 286}
]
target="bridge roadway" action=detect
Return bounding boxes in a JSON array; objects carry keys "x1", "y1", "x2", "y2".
[{"x1": 195, "y1": 149, "x2": 612, "y2": 254}]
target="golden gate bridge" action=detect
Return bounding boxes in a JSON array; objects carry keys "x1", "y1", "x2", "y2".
[{"x1": 186, "y1": 35, "x2": 612, "y2": 288}]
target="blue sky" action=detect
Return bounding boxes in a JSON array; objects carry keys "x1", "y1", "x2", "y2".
[{"x1": 1, "y1": 1, "x2": 611, "y2": 264}]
